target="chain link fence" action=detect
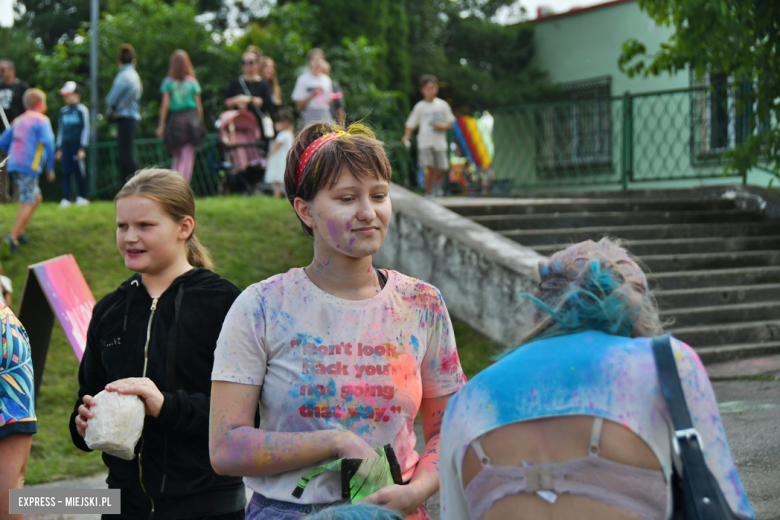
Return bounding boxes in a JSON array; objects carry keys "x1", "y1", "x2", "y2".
[{"x1": 67, "y1": 85, "x2": 758, "y2": 200}]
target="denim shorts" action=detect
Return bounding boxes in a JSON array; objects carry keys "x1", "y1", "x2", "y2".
[
  {"x1": 10, "y1": 171, "x2": 40, "y2": 205},
  {"x1": 245, "y1": 492, "x2": 430, "y2": 520}
]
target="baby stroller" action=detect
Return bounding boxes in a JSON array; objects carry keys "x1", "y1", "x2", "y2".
[{"x1": 216, "y1": 109, "x2": 267, "y2": 194}]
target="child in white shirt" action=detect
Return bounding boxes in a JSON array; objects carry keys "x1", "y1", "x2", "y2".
[{"x1": 402, "y1": 75, "x2": 455, "y2": 199}]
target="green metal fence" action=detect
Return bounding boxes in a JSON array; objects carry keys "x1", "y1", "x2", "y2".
[
  {"x1": 70, "y1": 85, "x2": 758, "y2": 200},
  {"x1": 74, "y1": 119, "x2": 415, "y2": 200},
  {"x1": 490, "y1": 85, "x2": 749, "y2": 193}
]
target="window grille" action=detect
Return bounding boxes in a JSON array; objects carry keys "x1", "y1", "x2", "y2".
[{"x1": 535, "y1": 76, "x2": 612, "y2": 173}]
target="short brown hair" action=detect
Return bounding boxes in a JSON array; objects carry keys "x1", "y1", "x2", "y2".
[
  {"x1": 284, "y1": 122, "x2": 392, "y2": 240},
  {"x1": 22, "y1": 88, "x2": 46, "y2": 109},
  {"x1": 119, "y1": 43, "x2": 135, "y2": 64},
  {"x1": 419, "y1": 74, "x2": 438, "y2": 89},
  {"x1": 115, "y1": 169, "x2": 214, "y2": 270}
]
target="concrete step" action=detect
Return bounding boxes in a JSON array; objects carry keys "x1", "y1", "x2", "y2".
[
  {"x1": 705, "y1": 354, "x2": 780, "y2": 379},
  {"x1": 671, "y1": 319, "x2": 780, "y2": 347},
  {"x1": 695, "y1": 342, "x2": 780, "y2": 364},
  {"x1": 443, "y1": 198, "x2": 737, "y2": 217},
  {"x1": 661, "y1": 301, "x2": 780, "y2": 328},
  {"x1": 656, "y1": 284, "x2": 780, "y2": 309},
  {"x1": 472, "y1": 210, "x2": 761, "y2": 232},
  {"x1": 642, "y1": 250, "x2": 780, "y2": 273},
  {"x1": 502, "y1": 222, "x2": 780, "y2": 246},
  {"x1": 649, "y1": 266, "x2": 780, "y2": 290},
  {"x1": 533, "y1": 236, "x2": 780, "y2": 256}
]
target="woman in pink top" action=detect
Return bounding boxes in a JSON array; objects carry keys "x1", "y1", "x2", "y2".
[{"x1": 209, "y1": 122, "x2": 466, "y2": 520}]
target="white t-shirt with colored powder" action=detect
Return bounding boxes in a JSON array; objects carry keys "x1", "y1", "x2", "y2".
[
  {"x1": 291, "y1": 71, "x2": 333, "y2": 125},
  {"x1": 212, "y1": 268, "x2": 466, "y2": 504},
  {"x1": 405, "y1": 97, "x2": 456, "y2": 152}
]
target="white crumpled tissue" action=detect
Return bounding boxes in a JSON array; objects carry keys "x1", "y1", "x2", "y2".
[{"x1": 85, "y1": 390, "x2": 145, "y2": 460}]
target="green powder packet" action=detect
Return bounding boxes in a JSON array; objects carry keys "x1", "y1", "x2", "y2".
[{"x1": 292, "y1": 444, "x2": 404, "y2": 502}]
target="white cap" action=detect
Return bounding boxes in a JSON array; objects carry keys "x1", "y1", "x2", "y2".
[{"x1": 59, "y1": 81, "x2": 81, "y2": 95}]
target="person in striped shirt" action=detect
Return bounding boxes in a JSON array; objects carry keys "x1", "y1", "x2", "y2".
[{"x1": 0, "y1": 88, "x2": 55, "y2": 256}]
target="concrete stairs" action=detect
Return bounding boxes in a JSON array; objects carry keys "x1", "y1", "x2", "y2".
[{"x1": 440, "y1": 190, "x2": 780, "y2": 364}]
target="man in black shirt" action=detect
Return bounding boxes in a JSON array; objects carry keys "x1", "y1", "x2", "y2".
[{"x1": 0, "y1": 60, "x2": 30, "y2": 203}]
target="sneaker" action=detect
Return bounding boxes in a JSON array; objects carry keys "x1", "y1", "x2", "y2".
[
  {"x1": 16, "y1": 234, "x2": 28, "y2": 245},
  {"x1": 60, "y1": 199, "x2": 72, "y2": 208},
  {"x1": 424, "y1": 193, "x2": 434, "y2": 200},
  {"x1": 2, "y1": 236, "x2": 18, "y2": 257},
  {"x1": 75, "y1": 196, "x2": 89, "y2": 206}
]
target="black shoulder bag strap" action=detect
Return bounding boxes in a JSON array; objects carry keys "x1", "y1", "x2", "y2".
[
  {"x1": 238, "y1": 76, "x2": 265, "y2": 119},
  {"x1": 651, "y1": 334, "x2": 743, "y2": 520}
]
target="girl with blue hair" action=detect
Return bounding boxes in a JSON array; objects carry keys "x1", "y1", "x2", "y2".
[{"x1": 439, "y1": 238, "x2": 754, "y2": 520}]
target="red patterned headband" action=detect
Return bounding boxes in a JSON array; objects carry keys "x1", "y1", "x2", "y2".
[{"x1": 295, "y1": 131, "x2": 347, "y2": 187}]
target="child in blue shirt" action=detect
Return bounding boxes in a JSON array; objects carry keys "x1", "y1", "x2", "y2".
[
  {"x1": 0, "y1": 88, "x2": 55, "y2": 256},
  {"x1": 55, "y1": 81, "x2": 90, "y2": 208}
]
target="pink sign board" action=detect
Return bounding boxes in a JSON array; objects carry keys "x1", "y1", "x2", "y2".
[{"x1": 29, "y1": 255, "x2": 96, "y2": 361}]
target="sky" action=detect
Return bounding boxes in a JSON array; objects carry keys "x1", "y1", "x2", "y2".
[
  {"x1": 0, "y1": 0, "x2": 610, "y2": 28},
  {"x1": 0, "y1": 0, "x2": 13, "y2": 28},
  {"x1": 522, "y1": 0, "x2": 606, "y2": 19}
]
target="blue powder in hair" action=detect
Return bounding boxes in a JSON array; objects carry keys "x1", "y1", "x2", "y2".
[{"x1": 518, "y1": 259, "x2": 639, "y2": 347}]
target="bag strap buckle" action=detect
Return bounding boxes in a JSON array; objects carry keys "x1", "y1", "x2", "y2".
[{"x1": 673, "y1": 427, "x2": 704, "y2": 455}]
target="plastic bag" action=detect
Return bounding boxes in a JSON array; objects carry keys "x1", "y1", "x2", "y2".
[
  {"x1": 292, "y1": 444, "x2": 403, "y2": 502},
  {"x1": 84, "y1": 390, "x2": 145, "y2": 460}
]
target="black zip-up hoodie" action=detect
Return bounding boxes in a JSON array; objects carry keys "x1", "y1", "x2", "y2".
[{"x1": 69, "y1": 268, "x2": 245, "y2": 519}]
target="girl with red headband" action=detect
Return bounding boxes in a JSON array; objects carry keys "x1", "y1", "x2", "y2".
[{"x1": 209, "y1": 122, "x2": 466, "y2": 520}]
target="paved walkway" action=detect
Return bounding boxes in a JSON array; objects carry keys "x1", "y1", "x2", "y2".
[{"x1": 23, "y1": 379, "x2": 779, "y2": 520}]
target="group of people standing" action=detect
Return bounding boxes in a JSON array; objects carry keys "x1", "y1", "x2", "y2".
[
  {"x1": 117, "y1": 43, "x2": 345, "y2": 195},
  {"x1": 0, "y1": 42, "x2": 758, "y2": 520},
  {"x1": 2, "y1": 118, "x2": 756, "y2": 520}
]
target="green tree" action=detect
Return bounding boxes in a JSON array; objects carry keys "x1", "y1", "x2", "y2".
[
  {"x1": 439, "y1": 11, "x2": 543, "y2": 110},
  {"x1": 0, "y1": 26, "x2": 43, "y2": 87},
  {"x1": 33, "y1": 0, "x2": 241, "y2": 138},
  {"x1": 14, "y1": 0, "x2": 238, "y2": 50},
  {"x1": 280, "y1": 0, "x2": 410, "y2": 105},
  {"x1": 404, "y1": 0, "x2": 543, "y2": 110},
  {"x1": 239, "y1": 1, "x2": 403, "y2": 118},
  {"x1": 619, "y1": 0, "x2": 780, "y2": 183}
]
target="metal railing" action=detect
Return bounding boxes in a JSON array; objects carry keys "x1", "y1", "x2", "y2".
[
  {"x1": 82, "y1": 134, "x2": 223, "y2": 199},
  {"x1": 488, "y1": 85, "x2": 753, "y2": 193},
  {"x1": 76, "y1": 121, "x2": 415, "y2": 200},
  {"x1": 71, "y1": 86, "x2": 762, "y2": 200}
]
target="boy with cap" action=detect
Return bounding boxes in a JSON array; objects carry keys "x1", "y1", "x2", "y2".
[
  {"x1": 0, "y1": 88, "x2": 55, "y2": 256},
  {"x1": 55, "y1": 81, "x2": 90, "y2": 207}
]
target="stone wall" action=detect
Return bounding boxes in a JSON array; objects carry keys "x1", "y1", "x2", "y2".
[{"x1": 374, "y1": 184, "x2": 546, "y2": 347}]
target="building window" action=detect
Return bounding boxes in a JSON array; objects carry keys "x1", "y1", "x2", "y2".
[
  {"x1": 535, "y1": 76, "x2": 612, "y2": 173},
  {"x1": 691, "y1": 72, "x2": 766, "y2": 161}
]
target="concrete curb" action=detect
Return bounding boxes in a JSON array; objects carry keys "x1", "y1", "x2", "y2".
[{"x1": 375, "y1": 184, "x2": 546, "y2": 347}]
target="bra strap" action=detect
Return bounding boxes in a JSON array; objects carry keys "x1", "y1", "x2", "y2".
[
  {"x1": 589, "y1": 417, "x2": 604, "y2": 456},
  {"x1": 471, "y1": 438, "x2": 492, "y2": 466}
]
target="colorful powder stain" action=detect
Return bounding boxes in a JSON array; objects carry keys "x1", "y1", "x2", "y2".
[
  {"x1": 326, "y1": 219, "x2": 340, "y2": 242},
  {"x1": 440, "y1": 351, "x2": 461, "y2": 373}
]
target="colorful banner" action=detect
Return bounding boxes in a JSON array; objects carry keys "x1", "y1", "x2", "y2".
[{"x1": 29, "y1": 255, "x2": 95, "y2": 361}]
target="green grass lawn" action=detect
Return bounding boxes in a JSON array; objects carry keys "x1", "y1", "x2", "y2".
[{"x1": 0, "y1": 197, "x2": 499, "y2": 484}]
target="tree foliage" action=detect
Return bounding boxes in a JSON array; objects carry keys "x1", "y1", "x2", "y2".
[
  {"x1": 439, "y1": 10, "x2": 543, "y2": 109},
  {"x1": 32, "y1": 0, "x2": 240, "y2": 138},
  {"x1": 240, "y1": 1, "x2": 404, "y2": 118},
  {"x1": 14, "y1": 0, "x2": 239, "y2": 50},
  {"x1": 7, "y1": 0, "x2": 546, "y2": 139},
  {"x1": 619, "y1": 0, "x2": 780, "y2": 183},
  {"x1": 285, "y1": 0, "x2": 544, "y2": 110}
]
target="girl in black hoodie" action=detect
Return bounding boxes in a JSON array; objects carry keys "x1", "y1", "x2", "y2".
[{"x1": 70, "y1": 169, "x2": 245, "y2": 520}]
